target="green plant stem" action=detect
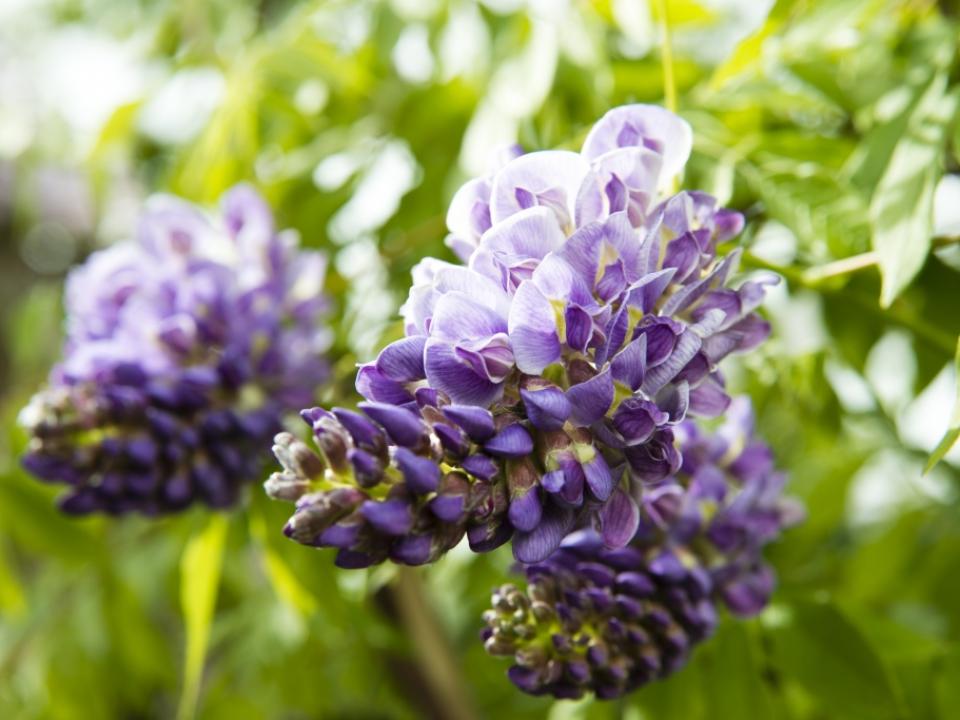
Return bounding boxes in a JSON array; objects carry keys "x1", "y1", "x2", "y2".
[
  {"x1": 655, "y1": 0, "x2": 678, "y2": 114},
  {"x1": 742, "y1": 251, "x2": 957, "y2": 356},
  {"x1": 393, "y1": 567, "x2": 479, "y2": 720}
]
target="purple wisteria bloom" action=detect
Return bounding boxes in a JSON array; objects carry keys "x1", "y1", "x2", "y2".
[
  {"x1": 482, "y1": 398, "x2": 802, "y2": 699},
  {"x1": 20, "y1": 185, "x2": 330, "y2": 515},
  {"x1": 269, "y1": 103, "x2": 777, "y2": 568}
]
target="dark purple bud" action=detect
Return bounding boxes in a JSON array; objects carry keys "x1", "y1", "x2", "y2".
[
  {"x1": 391, "y1": 534, "x2": 434, "y2": 565},
  {"x1": 485, "y1": 424, "x2": 534, "y2": 457},
  {"x1": 335, "y1": 549, "x2": 383, "y2": 569},
  {"x1": 430, "y1": 493, "x2": 465, "y2": 523},
  {"x1": 332, "y1": 407, "x2": 382, "y2": 448},
  {"x1": 441, "y1": 405, "x2": 496, "y2": 442},
  {"x1": 468, "y1": 519, "x2": 514, "y2": 553},
  {"x1": 615, "y1": 572, "x2": 655, "y2": 597},
  {"x1": 347, "y1": 448, "x2": 382, "y2": 488},
  {"x1": 462, "y1": 453, "x2": 499, "y2": 480},
  {"x1": 507, "y1": 665, "x2": 543, "y2": 694},
  {"x1": 649, "y1": 551, "x2": 687, "y2": 582},
  {"x1": 360, "y1": 499, "x2": 414, "y2": 536},
  {"x1": 520, "y1": 386, "x2": 571, "y2": 431},
  {"x1": 434, "y1": 423, "x2": 468, "y2": 457},
  {"x1": 359, "y1": 402, "x2": 426, "y2": 448},
  {"x1": 513, "y1": 503, "x2": 576, "y2": 563},
  {"x1": 394, "y1": 447, "x2": 441, "y2": 494}
]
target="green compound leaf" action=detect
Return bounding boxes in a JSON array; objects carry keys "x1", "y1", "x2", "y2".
[{"x1": 176, "y1": 514, "x2": 229, "y2": 720}]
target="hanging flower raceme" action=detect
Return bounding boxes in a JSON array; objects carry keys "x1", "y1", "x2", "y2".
[
  {"x1": 482, "y1": 398, "x2": 803, "y2": 699},
  {"x1": 20, "y1": 185, "x2": 330, "y2": 515},
  {"x1": 268, "y1": 104, "x2": 777, "y2": 567}
]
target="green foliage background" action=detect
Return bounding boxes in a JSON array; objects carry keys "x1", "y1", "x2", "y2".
[{"x1": 1, "y1": 0, "x2": 960, "y2": 718}]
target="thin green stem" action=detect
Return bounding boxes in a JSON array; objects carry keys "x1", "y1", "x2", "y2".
[
  {"x1": 393, "y1": 567, "x2": 479, "y2": 720},
  {"x1": 742, "y1": 251, "x2": 956, "y2": 356},
  {"x1": 655, "y1": 0, "x2": 678, "y2": 114}
]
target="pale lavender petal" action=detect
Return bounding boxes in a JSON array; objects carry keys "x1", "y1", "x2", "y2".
[
  {"x1": 581, "y1": 104, "x2": 692, "y2": 190},
  {"x1": 507, "y1": 281, "x2": 561, "y2": 374}
]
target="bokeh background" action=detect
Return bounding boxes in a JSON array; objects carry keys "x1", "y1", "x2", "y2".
[{"x1": 2, "y1": 0, "x2": 960, "y2": 718}]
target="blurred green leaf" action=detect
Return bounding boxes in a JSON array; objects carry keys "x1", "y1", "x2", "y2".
[
  {"x1": 768, "y1": 601, "x2": 903, "y2": 720},
  {"x1": 924, "y1": 336, "x2": 960, "y2": 474},
  {"x1": 870, "y1": 73, "x2": 958, "y2": 307},
  {"x1": 177, "y1": 514, "x2": 229, "y2": 720}
]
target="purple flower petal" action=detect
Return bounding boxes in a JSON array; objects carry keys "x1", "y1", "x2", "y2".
[
  {"x1": 375, "y1": 336, "x2": 427, "y2": 382},
  {"x1": 582, "y1": 104, "x2": 693, "y2": 191},
  {"x1": 512, "y1": 503, "x2": 577, "y2": 563},
  {"x1": 566, "y1": 370, "x2": 614, "y2": 426},
  {"x1": 424, "y1": 340, "x2": 504, "y2": 407},
  {"x1": 583, "y1": 453, "x2": 614, "y2": 501},
  {"x1": 507, "y1": 281, "x2": 561, "y2": 374},
  {"x1": 641, "y1": 330, "x2": 702, "y2": 396},
  {"x1": 688, "y1": 376, "x2": 731, "y2": 418},
  {"x1": 356, "y1": 364, "x2": 415, "y2": 405},
  {"x1": 429, "y1": 493, "x2": 465, "y2": 523},
  {"x1": 599, "y1": 487, "x2": 640, "y2": 549},
  {"x1": 610, "y1": 335, "x2": 647, "y2": 391},
  {"x1": 509, "y1": 486, "x2": 543, "y2": 532}
]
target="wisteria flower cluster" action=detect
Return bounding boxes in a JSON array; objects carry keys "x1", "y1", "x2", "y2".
[
  {"x1": 264, "y1": 103, "x2": 798, "y2": 700},
  {"x1": 482, "y1": 399, "x2": 803, "y2": 698},
  {"x1": 20, "y1": 185, "x2": 330, "y2": 515},
  {"x1": 269, "y1": 104, "x2": 779, "y2": 567}
]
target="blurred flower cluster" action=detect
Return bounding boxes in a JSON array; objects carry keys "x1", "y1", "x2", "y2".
[{"x1": 20, "y1": 185, "x2": 330, "y2": 515}]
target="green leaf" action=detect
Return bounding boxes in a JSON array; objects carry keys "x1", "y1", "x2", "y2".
[
  {"x1": 699, "y1": 622, "x2": 777, "y2": 719},
  {"x1": 870, "y1": 74, "x2": 958, "y2": 307},
  {"x1": 768, "y1": 601, "x2": 904, "y2": 720},
  {"x1": 936, "y1": 651, "x2": 960, "y2": 719},
  {"x1": 924, "y1": 335, "x2": 960, "y2": 474},
  {"x1": 176, "y1": 514, "x2": 229, "y2": 720},
  {"x1": 249, "y1": 511, "x2": 317, "y2": 616}
]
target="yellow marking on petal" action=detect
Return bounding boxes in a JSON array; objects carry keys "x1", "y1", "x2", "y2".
[
  {"x1": 572, "y1": 442, "x2": 596, "y2": 465},
  {"x1": 550, "y1": 299, "x2": 567, "y2": 344}
]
